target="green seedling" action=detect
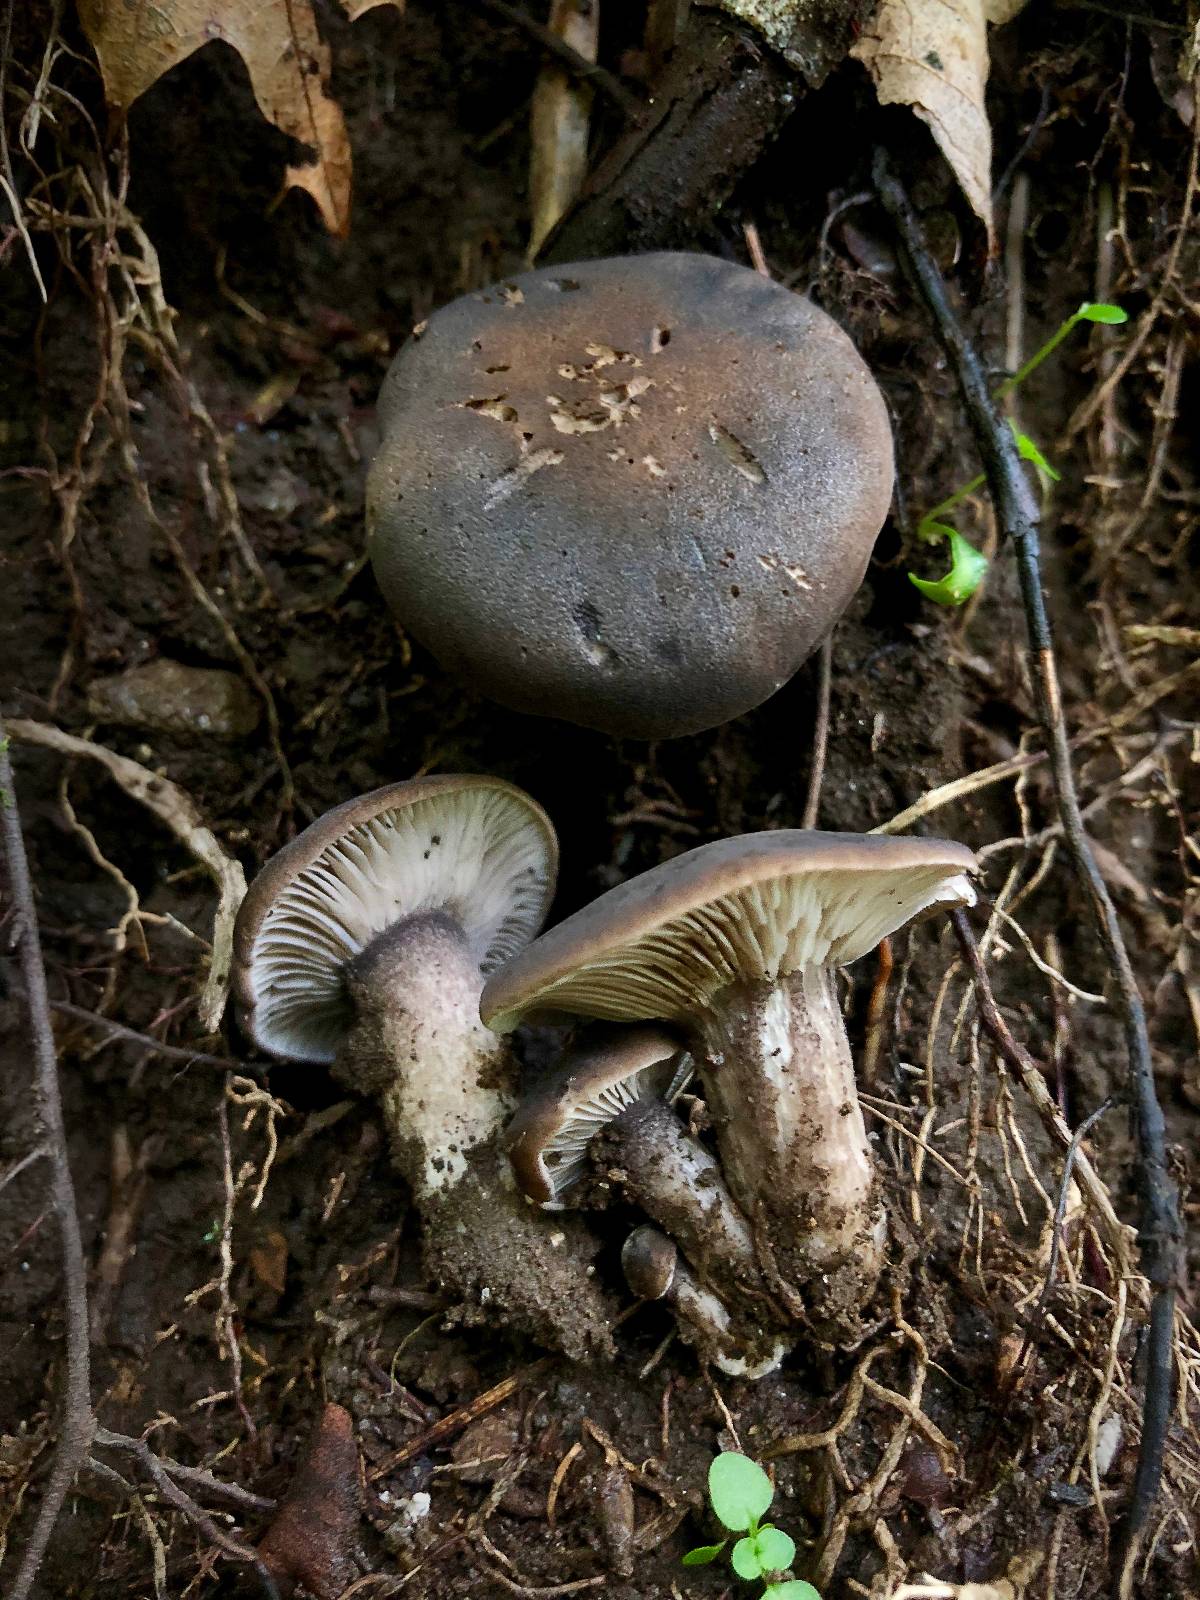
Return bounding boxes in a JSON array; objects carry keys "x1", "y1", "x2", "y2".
[
  {"x1": 683, "y1": 1453, "x2": 819, "y2": 1599},
  {"x1": 909, "y1": 301, "x2": 1128, "y2": 607}
]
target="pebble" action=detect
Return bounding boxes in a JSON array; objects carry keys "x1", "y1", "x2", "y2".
[{"x1": 87, "y1": 659, "x2": 260, "y2": 738}]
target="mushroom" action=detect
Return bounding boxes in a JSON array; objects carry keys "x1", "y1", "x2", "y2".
[
  {"x1": 482, "y1": 830, "x2": 978, "y2": 1336},
  {"x1": 367, "y1": 252, "x2": 894, "y2": 738},
  {"x1": 233, "y1": 774, "x2": 617, "y2": 1359},
  {"x1": 506, "y1": 1024, "x2": 765, "y2": 1302},
  {"x1": 621, "y1": 1226, "x2": 788, "y2": 1379}
]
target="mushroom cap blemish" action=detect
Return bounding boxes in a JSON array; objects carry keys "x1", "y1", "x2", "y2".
[
  {"x1": 234, "y1": 775, "x2": 557, "y2": 1064},
  {"x1": 367, "y1": 253, "x2": 895, "y2": 739},
  {"x1": 481, "y1": 830, "x2": 976, "y2": 1033}
]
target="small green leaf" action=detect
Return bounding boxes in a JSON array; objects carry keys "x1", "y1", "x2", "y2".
[
  {"x1": 1077, "y1": 302, "x2": 1128, "y2": 324},
  {"x1": 708, "y1": 1453, "x2": 774, "y2": 1532},
  {"x1": 908, "y1": 529, "x2": 989, "y2": 607},
  {"x1": 682, "y1": 1543, "x2": 726, "y2": 1567},
  {"x1": 755, "y1": 1525, "x2": 797, "y2": 1572},
  {"x1": 731, "y1": 1535, "x2": 765, "y2": 1580},
  {"x1": 763, "y1": 1583, "x2": 822, "y2": 1600},
  {"x1": 1009, "y1": 424, "x2": 1061, "y2": 482}
]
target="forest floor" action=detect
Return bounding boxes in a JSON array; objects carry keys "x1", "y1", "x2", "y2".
[{"x1": 0, "y1": 4, "x2": 1198, "y2": 1597}]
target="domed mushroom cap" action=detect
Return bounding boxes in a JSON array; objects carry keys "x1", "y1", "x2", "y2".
[
  {"x1": 506, "y1": 1025, "x2": 691, "y2": 1206},
  {"x1": 234, "y1": 776, "x2": 557, "y2": 1064},
  {"x1": 621, "y1": 1226, "x2": 678, "y2": 1301},
  {"x1": 481, "y1": 831, "x2": 976, "y2": 1032},
  {"x1": 367, "y1": 253, "x2": 894, "y2": 739}
]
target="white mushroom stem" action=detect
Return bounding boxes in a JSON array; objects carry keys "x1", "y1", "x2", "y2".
[
  {"x1": 337, "y1": 911, "x2": 617, "y2": 1360},
  {"x1": 591, "y1": 1098, "x2": 762, "y2": 1298},
  {"x1": 698, "y1": 965, "x2": 884, "y2": 1320},
  {"x1": 338, "y1": 912, "x2": 514, "y2": 1199}
]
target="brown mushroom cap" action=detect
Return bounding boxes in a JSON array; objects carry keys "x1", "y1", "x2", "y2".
[
  {"x1": 234, "y1": 776, "x2": 557, "y2": 1064},
  {"x1": 621, "y1": 1225, "x2": 677, "y2": 1301},
  {"x1": 621, "y1": 1225, "x2": 789, "y2": 1378},
  {"x1": 367, "y1": 253, "x2": 894, "y2": 739},
  {"x1": 481, "y1": 830, "x2": 977, "y2": 1033},
  {"x1": 506, "y1": 1025, "x2": 691, "y2": 1206}
]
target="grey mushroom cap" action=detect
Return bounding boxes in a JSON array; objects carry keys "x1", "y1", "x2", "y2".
[
  {"x1": 234, "y1": 776, "x2": 557, "y2": 1065},
  {"x1": 367, "y1": 252, "x2": 894, "y2": 739},
  {"x1": 481, "y1": 830, "x2": 977, "y2": 1033}
]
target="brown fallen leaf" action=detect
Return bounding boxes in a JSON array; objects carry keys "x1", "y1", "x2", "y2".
[
  {"x1": 258, "y1": 1403, "x2": 360, "y2": 1599},
  {"x1": 851, "y1": 0, "x2": 1028, "y2": 246},
  {"x1": 77, "y1": 0, "x2": 404, "y2": 237}
]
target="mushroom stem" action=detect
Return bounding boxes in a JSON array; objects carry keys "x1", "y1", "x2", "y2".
[
  {"x1": 337, "y1": 912, "x2": 515, "y2": 1198},
  {"x1": 590, "y1": 1097, "x2": 762, "y2": 1299},
  {"x1": 337, "y1": 914, "x2": 616, "y2": 1360},
  {"x1": 699, "y1": 965, "x2": 883, "y2": 1327},
  {"x1": 421, "y1": 1144, "x2": 617, "y2": 1361}
]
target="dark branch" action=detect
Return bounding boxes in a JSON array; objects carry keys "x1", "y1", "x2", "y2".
[
  {"x1": 871, "y1": 154, "x2": 1181, "y2": 1581},
  {"x1": 1, "y1": 718, "x2": 96, "y2": 1600},
  {"x1": 542, "y1": 12, "x2": 801, "y2": 262}
]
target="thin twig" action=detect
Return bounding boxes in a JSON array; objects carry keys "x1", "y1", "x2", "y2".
[
  {"x1": 0, "y1": 0, "x2": 48, "y2": 301},
  {"x1": 93, "y1": 1428, "x2": 275, "y2": 1512},
  {"x1": 950, "y1": 910, "x2": 1133, "y2": 1267},
  {"x1": 0, "y1": 1143, "x2": 48, "y2": 1195},
  {"x1": 874, "y1": 153, "x2": 1181, "y2": 1579},
  {"x1": 1061, "y1": 79, "x2": 1200, "y2": 443},
  {"x1": 368, "y1": 1362, "x2": 552, "y2": 1481},
  {"x1": 92, "y1": 1429, "x2": 279, "y2": 1597},
  {"x1": 1, "y1": 718, "x2": 96, "y2": 1600},
  {"x1": 47, "y1": 998, "x2": 254, "y2": 1073},
  {"x1": 1012, "y1": 1095, "x2": 1117, "y2": 1379},
  {"x1": 802, "y1": 633, "x2": 833, "y2": 829},
  {"x1": 474, "y1": 0, "x2": 643, "y2": 116}
]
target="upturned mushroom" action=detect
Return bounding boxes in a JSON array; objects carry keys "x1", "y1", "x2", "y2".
[
  {"x1": 367, "y1": 252, "x2": 894, "y2": 738},
  {"x1": 233, "y1": 775, "x2": 616, "y2": 1358},
  {"x1": 506, "y1": 1024, "x2": 765, "y2": 1303},
  {"x1": 482, "y1": 831, "x2": 978, "y2": 1336}
]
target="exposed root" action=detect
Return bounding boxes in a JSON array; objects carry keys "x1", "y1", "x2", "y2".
[{"x1": 7, "y1": 720, "x2": 246, "y2": 1030}]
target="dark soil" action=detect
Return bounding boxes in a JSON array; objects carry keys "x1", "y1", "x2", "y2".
[{"x1": 1, "y1": 4, "x2": 1197, "y2": 1598}]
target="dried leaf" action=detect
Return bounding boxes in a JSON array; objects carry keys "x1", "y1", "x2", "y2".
[
  {"x1": 259, "y1": 1403, "x2": 360, "y2": 1600},
  {"x1": 76, "y1": 0, "x2": 402, "y2": 236},
  {"x1": 851, "y1": 0, "x2": 1029, "y2": 244}
]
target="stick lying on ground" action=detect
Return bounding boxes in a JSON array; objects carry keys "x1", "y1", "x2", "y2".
[
  {"x1": 1, "y1": 721, "x2": 95, "y2": 1598},
  {"x1": 873, "y1": 150, "x2": 1182, "y2": 1595},
  {"x1": 0, "y1": 717, "x2": 278, "y2": 1600}
]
